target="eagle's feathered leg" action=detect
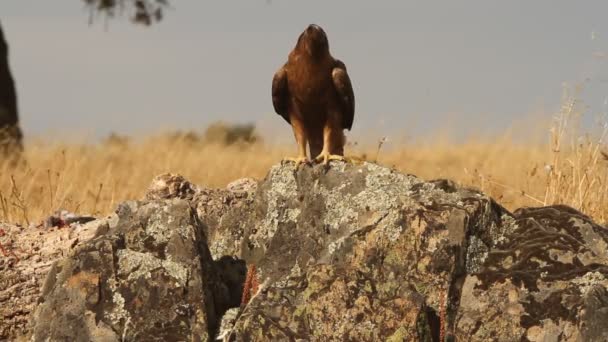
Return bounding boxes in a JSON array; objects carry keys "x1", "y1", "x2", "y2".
[
  {"x1": 314, "y1": 116, "x2": 345, "y2": 165},
  {"x1": 283, "y1": 117, "x2": 310, "y2": 166}
]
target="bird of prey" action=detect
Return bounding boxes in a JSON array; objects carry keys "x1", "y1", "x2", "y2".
[{"x1": 272, "y1": 24, "x2": 355, "y2": 165}]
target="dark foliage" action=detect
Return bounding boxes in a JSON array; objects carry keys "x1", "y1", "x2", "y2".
[{"x1": 84, "y1": 0, "x2": 170, "y2": 25}]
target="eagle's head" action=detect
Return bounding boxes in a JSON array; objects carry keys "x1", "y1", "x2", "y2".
[{"x1": 296, "y1": 24, "x2": 330, "y2": 58}]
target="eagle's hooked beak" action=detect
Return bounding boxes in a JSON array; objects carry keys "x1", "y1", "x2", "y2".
[{"x1": 306, "y1": 24, "x2": 322, "y2": 33}]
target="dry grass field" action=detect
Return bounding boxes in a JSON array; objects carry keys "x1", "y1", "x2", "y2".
[{"x1": 1, "y1": 97, "x2": 607, "y2": 226}]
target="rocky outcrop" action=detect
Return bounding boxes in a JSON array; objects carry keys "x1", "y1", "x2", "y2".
[
  {"x1": 2, "y1": 162, "x2": 608, "y2": 341},
  {"x1": 456, "y1": 205, "x2": 608, "y2": 341},
  {"x1": 211, "y1": 163, "x2": 608, "y2": 341},
  {"x1": 40, "y1": 201, "x2": 200, "y2": 341},
  {"x1": 0, "y1": 215, "x2": 109, "y2": 339},
  {"x1": 0, "y1": 21, "x2": 22, "y2": 156},
  {"x1": 27, "y1": 198, "x2": 249, "y2": 341},
  {"x1": 222, "y1": 163, "x2": 494, "y2": 340},
  {"x1": 0, "y1": 173, "x2": 252, "y2": 341},
  {"x1": 146, "y1": 173, "x2": 257, "y2": 260}
]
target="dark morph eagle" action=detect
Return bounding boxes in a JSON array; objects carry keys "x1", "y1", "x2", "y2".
[{"x1": 272, "y1": 24, "x2": 355, "y2": 165}]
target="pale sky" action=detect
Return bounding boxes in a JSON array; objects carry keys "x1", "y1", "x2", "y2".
[{"x1": 2, "y1": 1, "x2": 608, "y2": 143}]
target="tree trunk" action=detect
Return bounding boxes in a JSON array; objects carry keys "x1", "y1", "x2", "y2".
[{"x1": 0, "y1": 21, "x2": 23, "y2": 156}]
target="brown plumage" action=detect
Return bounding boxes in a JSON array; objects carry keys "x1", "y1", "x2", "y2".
[{"x1": 272, "y1": 24, "x2": 355, "y2": 165}]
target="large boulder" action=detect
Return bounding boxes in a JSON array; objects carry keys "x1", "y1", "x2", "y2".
[
  {"x1": 455, "y1": 205, "x2": 608, "y2": 341},
  {"x1": 0, "y1": 174, "x2": 252, "y2": 341},
  {"x1": 222, "y1": 162, "x2": 491, "y2": 340},
  {"x1": 146, "y1": 173, "x2": 256, "y2": 260},
  {"x1": 28, "y1": 199, "x2": 233, "y2": 341},
  {"x1": 0, "y1": 215, "x2": 108, "y2": 339},
  {"x1": 217, "y1": 162, "x2": 608, "y2": 341}
]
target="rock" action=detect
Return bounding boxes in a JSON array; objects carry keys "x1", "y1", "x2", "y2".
[
  {"x1": 28, "y1": 199, "x2": 223, "y2": 341},
  {"x1": 226, "y1": 178, "x2": 257, "y2": 195},
  {"x1": 146, "y1": 173, "x2": 199, "y2": 201},
  {"x1": 192, "y1": 182, "x2": 254, "y2": 260},
  {"x1": 145, "y1": 174, "x2": 254, "y2": 260},
  {"x1": 216, "y1": 307, "x2": 240, "y2": 341},
  {"x1": 225, "y1": 162, "x2": 487, "y2": 340},
  {"x1": 0, "y1": 215, "x2": 114, "y2": 340},
  {"x1": 5, "y1": 162, "x2": 608, "y2": 340},
  {"x1": 216, "y1": 162, "x2": 608, "y2": 341},
  {"x1": 455, "y1": 205, "x2": 608, "y2": 341}
]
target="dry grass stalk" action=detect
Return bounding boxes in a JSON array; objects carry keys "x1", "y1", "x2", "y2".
[{"x1": 542, "y1": 84, "x2": 608, "y2": 221}]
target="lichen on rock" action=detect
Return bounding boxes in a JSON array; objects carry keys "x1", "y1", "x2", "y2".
[{"x1": 28, "y1": 199, "x2": 220, "y2": 341}]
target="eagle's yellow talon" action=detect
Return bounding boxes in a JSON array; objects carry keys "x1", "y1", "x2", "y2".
[
  {"x1": 314, "y1": 152, "x2": 345, "y2": 165},
  {"x1": 344, "y1": 156, "x2": 364, "y2": 164},
  {"x1": 283, "y1": 156, "x2": 310, "y2": 167}
]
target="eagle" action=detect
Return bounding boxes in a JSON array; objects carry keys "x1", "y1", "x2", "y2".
[{"x1": 272, "y1": 24, "x2": 355, "y2": 165}]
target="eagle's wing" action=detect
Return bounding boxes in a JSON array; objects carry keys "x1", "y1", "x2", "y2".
[
  {"x1": 272, "y1": 65, "x2": 290, "y2": 124},
  {"x1": 332, "y1": 60, "x2": 355, "y2": 130}
]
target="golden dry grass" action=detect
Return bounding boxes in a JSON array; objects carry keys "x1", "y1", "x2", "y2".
[{"x1": 1, "y1": 97, "x2": 607, "y2": 226}]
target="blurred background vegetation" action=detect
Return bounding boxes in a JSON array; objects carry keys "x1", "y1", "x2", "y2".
[{"x1": 0, "y1": 1, "x2": 606, "y2": 227}]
